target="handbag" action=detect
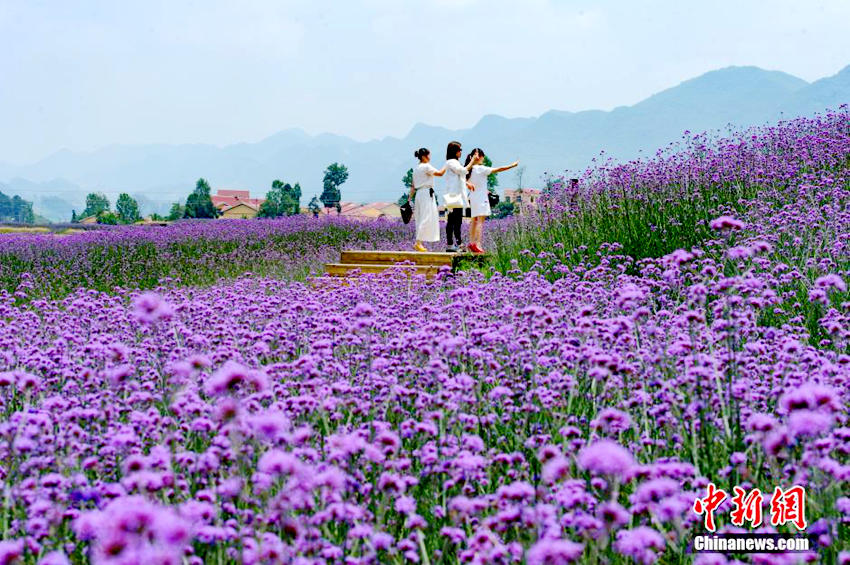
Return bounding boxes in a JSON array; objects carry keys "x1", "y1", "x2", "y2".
[
  {"x1": 443, "y1": 191, "x2": 464, "y2": 209},
  {"x1": 488, "y1": 192, "x2": 500, "y2": 207},
  {"x1": 400, "y1": 201, "x2": 413, "y2": 224}
]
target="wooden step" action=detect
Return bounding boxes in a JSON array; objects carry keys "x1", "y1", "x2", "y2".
[
  {"x1": 324, "y1": 263, "x2": 448, "y2": 277},
  {"x1": 340, "y1": 250, "x2": 454, "y2": 266}
]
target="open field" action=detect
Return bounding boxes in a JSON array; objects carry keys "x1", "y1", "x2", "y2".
[
  {"x1": 0, "y1": 216, "x2": 416, "y2": 300},
  {"x1": 0, "y1": 110, "x2": 848, "y2": 564}
]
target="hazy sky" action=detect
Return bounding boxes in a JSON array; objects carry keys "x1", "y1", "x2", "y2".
[{"x1": 1, "y1": 0, "x2": 849, "y2": 164}]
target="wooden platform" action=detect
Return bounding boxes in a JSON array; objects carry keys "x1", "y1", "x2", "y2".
[{"x1": 324, "y1": 249, "x2": 485, "y2": 279}]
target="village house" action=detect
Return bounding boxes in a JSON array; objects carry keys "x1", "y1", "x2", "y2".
[
  {"x1": 302, "y1": 201, "x2": 402, "y2": 219},
  {"x1": 503, "y1": 188, "x2": 541, "y2": 215},
  {"x1": 211, "y1": 189, "x2": 265, "y2": 219},
  {"x1": 219, "y1": 201, "x2": 261, "y2": 219}
]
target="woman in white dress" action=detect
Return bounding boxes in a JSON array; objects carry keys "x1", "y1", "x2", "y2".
[
  {"x1": 443, "y1": 141, "x2": 477, "y2": 252},
  {"x1": 408, "y1": 148, "x2": 446, "y2": 252},
  {"x1": 464, "y1": 148, "x2": 518, "y2": 254}
]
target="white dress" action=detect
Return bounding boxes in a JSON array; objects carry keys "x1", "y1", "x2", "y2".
[
  {"x1": 413, "y1": 163, "x2": 440, "y2": 242},
  {"x1": 443, "y1": 159, "x2": 469, "y2": 209},
  {"x1": 469, "y1": 165, "x2": 493, "y2": 217}
]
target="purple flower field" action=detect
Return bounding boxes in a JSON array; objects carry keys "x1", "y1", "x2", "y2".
[
  {"x1": 0, "y1": 111, "x2": 848, "y2": 564},
  {"x1": 0, "y1": 216, "x2": 416, "y2": 300}
]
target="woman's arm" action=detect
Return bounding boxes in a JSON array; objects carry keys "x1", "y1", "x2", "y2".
[
  {"x1": 491, "y1": 161, "x2": 519, "y2": 174},
  {"x1": 432, "y1": 165, "x2": 447, "y2": 177},
  {"x1": 466, "y1": 181, "x2": 475, "y2": 192}
]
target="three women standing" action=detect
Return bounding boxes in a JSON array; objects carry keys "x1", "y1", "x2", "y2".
[{"x1": 409, "y1": 141, "x2": 516, "y2": 254}]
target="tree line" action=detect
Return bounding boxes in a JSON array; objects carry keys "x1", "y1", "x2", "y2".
[
  {"x1": 161, "y1": 163, "x2": 350, "y2": 220},
  {"x1": 71, "y1": 192, "x2": 141, "y2": 224},
  {"x1": 0, "y1": 190, "x2": 35, "y2": 224},
  {"x1": 67, "y1": 162, "x2": 350, "y2": 223}
]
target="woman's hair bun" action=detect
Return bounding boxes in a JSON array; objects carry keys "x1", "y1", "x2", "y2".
[{"x1": 414, "y1": 147, "x2": 429, "y2": 160}]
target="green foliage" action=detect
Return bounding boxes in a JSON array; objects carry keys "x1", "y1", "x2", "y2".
[
  {"x1": 483, "y1": 156, "x2": 498, "y2": 189},
  {"x1": 321, "y1": 163, "x2": 349, "y2": 210},
  {"x1": 82, "y1": 192, "x2": 110, "y2": 219},
  {"x1": 307, "y1": 196, "x2": 321, "y2": 217},
  {"x1": 490, "y1": 179, "x2": 762, "y2": 277},
  {"x1": 397, "y1": 168, "x2": 415, "y2": 206},
  {"x1": 71, "y1": 210, "x2": 78, "y2": 223},
  {"x1": 116, "y1": 193, "x2": 141, "y2": 224},
  {"x1": 96, "y1": 211, "x2": 119, "y2": 225},
  {"x1": 0, "y1": 191, "x2": 35, "y2": 224},
  {"x1": 491, "y1": 201, "x2": 515, "y2": 219},
  {"x1": 258, "y1": 180, "x2": 302, "y2": 218},
  {"x1": 167, "y1": 202, "x2": 185, "y2": 221},
  {"x1": 183, "y1": 178, "x2": 219, "y2": 219}
]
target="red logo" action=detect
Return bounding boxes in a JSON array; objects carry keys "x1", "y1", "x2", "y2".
[
  {"x1": 694, "y1": 484, "x2": 807, "y2": 531},
  {"x1": 769, "y1": 486, "x2": 807, "y2": 530},
  {"x1": 730, "y1": 487, "x2": 763, "y2": 527},
  {"x1": 693, "y1": 483, "x2": 727, "y2": 532}
]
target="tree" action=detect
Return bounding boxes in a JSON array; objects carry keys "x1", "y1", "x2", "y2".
[
  {"x1": 320, "y1": 163, "x2": 349, "y2": 213},
  {"x1": 398, "y1": 168, "x2": 414, "y2": 206},
  {"x1": 258, "y1": 180, "x2": 302, "y2": 218},
  {"x1": 0, "y1": 191, "x2": 35, "y2": 224},
  {"x1": 116, "y1": 193, "x2": 141, "y2": 224},
  {"x1": 71, "y1": 210, "x2": 78, "y2": 223},
  {"x1": 82, "y1": 192, "x2": 110, "y2": 219},
  {"x1": 167, "y1": 202, "x2": 185, "y2": 221},
  {"x1": 184, "y1": 178, "x2": 219, "y2": 219},
  {"x1": 491, "y1": 201, "x2": 515, "y2": 219},
  {"x1": 483, "y1": 156, "x2": 498, "y2": 190},
  {"x1": 0, "y1": 192, "x2": 9, "y2": 221},
  {"x1": 308, "y1": 196, "x2": 321, "y2": 218},
  {"x1": 514, "y1": 165, "x2": 527, "y2": 189},
  {"x1": 287, "y1": 182, "x2": 302, "y2": 215},
  {"x1": 96, "y1": 211, "x2": 119, "y2": 225}
]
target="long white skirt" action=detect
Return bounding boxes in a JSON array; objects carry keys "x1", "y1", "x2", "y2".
[{"x1": 414, "y1": 187, "x2": 439, "y2": 242}]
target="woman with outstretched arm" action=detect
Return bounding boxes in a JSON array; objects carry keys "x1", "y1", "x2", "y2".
[{"x1": 464, "y1": 148, "x2": 518, "y2": 254}]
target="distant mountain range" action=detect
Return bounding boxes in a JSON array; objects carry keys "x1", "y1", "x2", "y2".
[{"x1": 2, "y1": 64, "x2": 848, "y2": 222}]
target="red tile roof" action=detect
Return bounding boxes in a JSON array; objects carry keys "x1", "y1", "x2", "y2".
[
  {"x1": 211, "y1": 189, "x2": 264, "y2": 210},
  {"x1": 216, "y1": 189, "x2": 251, "y2": 198}
]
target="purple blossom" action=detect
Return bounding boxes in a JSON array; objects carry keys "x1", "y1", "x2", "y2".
[
  {"x1": 577, "y1": 440, "x2": 635, "y2": 479},
  {"x1": 526, "y1": 538, "x2": 584, "y2": 564},
  {"x1": 709, "y1": 215, "x2": 745, "y2": 231},
  {"x1": 132, "y1": 291, "x2": 175, "y2": 323},
  {"x1": 613, "y1": 527, "x2": 666, "y2": 564}
]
